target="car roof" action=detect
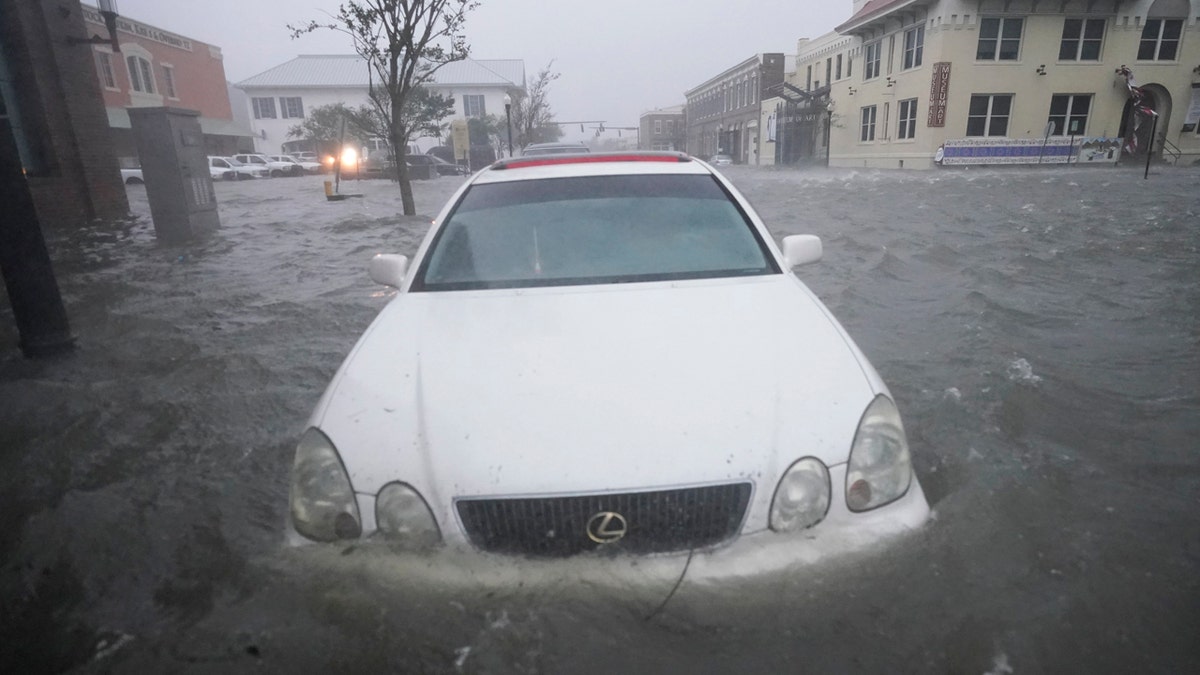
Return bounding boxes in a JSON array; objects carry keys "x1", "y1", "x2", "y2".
[{"x1": 474, "y1": 152, "x2": 709, "y2": 185}]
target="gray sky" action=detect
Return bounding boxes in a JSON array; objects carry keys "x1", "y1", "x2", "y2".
[{"x1": 118, "y1": 0, "x2": 847, "y2": 142}]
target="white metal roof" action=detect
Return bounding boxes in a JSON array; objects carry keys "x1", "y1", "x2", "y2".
[{"x1": 236, "y1": 55, "x2": 525, "y2": 89}]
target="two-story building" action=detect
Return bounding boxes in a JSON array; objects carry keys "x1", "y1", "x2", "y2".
[
  {"x1": 824, "y1": 0, "x2": 1200, "y2": 169},
  {"x1": 82, "y1": 3, "x2": 250, "y2": 166},
  {"x1": 234, "y1": 55, "x2": 525, "y2": 155},
  {"x1": 685, "y1": 54, "x2": 788, "y2": 164},
  {"x1": 639, "y1": 105, "x2": 687, "y2": 152}
]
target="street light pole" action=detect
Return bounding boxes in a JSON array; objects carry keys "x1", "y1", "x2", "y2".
[{"x1": 503, "y1": 94, "x2": 513, "y2": 157}]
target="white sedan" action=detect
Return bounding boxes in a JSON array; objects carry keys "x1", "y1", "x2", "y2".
[{"x1": 289, "y1": 152, "x2": 928, "y2": 576}]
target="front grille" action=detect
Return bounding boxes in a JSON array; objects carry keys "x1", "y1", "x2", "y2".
[{"x1": 456, "y1": 482, "x2": 752, "y2": 557}]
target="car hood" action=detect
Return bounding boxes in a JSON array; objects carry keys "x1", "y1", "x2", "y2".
[{"x1": 315, "y1": 275, "x2": 878, "y2": 503}]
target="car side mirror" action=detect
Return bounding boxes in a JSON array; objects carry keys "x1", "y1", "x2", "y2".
[
  {"x1": 369, "y1": 254, "x2": 409, "y2": 288},
  {"x1": 781, "y1": 235, "x2": 822, "y2": 267}
]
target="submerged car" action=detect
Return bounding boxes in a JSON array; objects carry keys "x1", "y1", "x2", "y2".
[
  {"x1": 209, "y1": 156, "x2": 268, "y2": 180},
  {"x1": 289, "y1": 152, "x2": 928, "y2": 571},
  {"x1": 710, "y1": 153, "x2": 734, "y2": 166}
]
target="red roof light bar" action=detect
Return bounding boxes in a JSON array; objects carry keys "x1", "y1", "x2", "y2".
[{"x1": 493, "y1": 152, "x2": 692, "y2": 170}]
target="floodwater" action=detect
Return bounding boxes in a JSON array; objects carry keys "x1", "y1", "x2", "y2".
[{"x1": 1, "y1": 164, "x2": 1198, "y2": 673}]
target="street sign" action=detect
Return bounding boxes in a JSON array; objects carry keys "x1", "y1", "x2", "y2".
[{"x1": 451, "y1": 119, "x2": 469, "y2": 160}]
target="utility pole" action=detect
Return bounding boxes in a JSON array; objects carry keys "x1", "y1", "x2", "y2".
[{"x1": 0, "y1": 99, "x2": 75, "y2": 357}]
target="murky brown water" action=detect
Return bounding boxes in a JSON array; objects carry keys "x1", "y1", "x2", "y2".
[{"x1": 2, "y1": 165, "x2": 1198, "y2": 673}]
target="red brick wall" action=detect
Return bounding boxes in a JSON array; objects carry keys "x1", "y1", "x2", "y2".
[
  {"x1": 3, "y1": 1, "x2": 129, "y2": 228},
  {"x1": 84, "y1": 8, "x2": 232, "y2": 120}
]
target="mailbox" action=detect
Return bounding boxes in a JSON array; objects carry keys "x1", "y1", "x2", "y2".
[{"x1": 128, "y1": 107, "x2": 219, "y2": 241}]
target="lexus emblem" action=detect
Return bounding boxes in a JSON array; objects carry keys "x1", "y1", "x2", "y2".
[{"x1": 586, "y1": 511, "x2": 628, "y2": 544}]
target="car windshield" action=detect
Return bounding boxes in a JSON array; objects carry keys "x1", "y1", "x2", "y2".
[
  {"x1": 224, "y1": 157, "x2": 246, "y2": 166},
  {"x1": 415, "y1": 174, "x2": 778, "y2": 291}
]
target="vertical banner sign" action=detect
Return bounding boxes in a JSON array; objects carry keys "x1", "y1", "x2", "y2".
[
  {"x1": 1183, "y1": 82, "x2": 1200, "y2": 133},
  {"x1": 927, "y1": 62, "x2": 951, "y2": 127}
]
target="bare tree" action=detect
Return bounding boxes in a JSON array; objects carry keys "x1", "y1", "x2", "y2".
[
  {"x1": 291, "y1": 0, "x2": 477, "y2": 215},
  {"x1": 509, "y1": 61, "x2": 564, "y2": 149}
]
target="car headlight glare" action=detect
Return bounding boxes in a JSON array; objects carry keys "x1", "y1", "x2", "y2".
[
  {"x1": 290, "y1": 427, "x2": 361, "y2": 542},
  {"x1": 846, "y1": 395, "x2": 913, "y2": 512},
  {"x1": 375, "y1": 482, "x2": 441, "y2": 548},
  {"x1": 770, "y1": 457, "x2": 831, "y2": 532}
]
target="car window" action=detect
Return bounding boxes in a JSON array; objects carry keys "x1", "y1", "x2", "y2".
[{"x1": 415, "y1": 174, "x2": 779, "y2": 291}]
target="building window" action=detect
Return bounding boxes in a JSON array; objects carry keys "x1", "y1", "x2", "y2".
[
  {"x1": 826, "y1": 58, "x2": 832, "y2": 87},
  {"x1": 864, "y1": 41, "x2": 881, "y2": 79},
  {"x1": 96, "y1": 51, "x2": 116, "y2": 89},
  {"x1": 654, "y1": 119, "x2": 662, "y2": 134},
  {"x1": 126, "y1": 55, "x2": 155, "y2": 94},
  {"x1": 806, "y1": 65, "x2": 812, "y2": 90},
  {"x1": 836, "y1": 54, "x2": 843, "y2": 80},
  {"x1": 462, "y1": 94, "x2": 486, "y2": 117},
  {"x1": 280, "y1": 96, "x2": 304, "y2": 118},
  {"x1": 162, "y1": 65, "x2": 177, "y2": 98},
  {"x1": 847, "y1": 56, "x2": 852, "y2": 78},
  {"x1": 898, "y1": 98, "x2": 918, "y2": 139},
  {"x1": 966, "y1": 94, "x2": 1013, "y2": 136},
  {"x1": 1059, "y1": 18, "x2": 1105, "y2": 61},
  {"x1": 977, "y1": 18, "x2": 1023, "y2": 61},
  {"x1": 1137, "y1": 19, "x2": 1182, "y2": 61},
  {"x1": 860, "y1": 105, "x2": 877, "y2": 142},
  {"x1": 252, "y1": 97, "x2": 277, "y2": 119},
  {"x1": 666, "y1": 119, "x2": 674, "y2": 135},
  {"x1": 903, "y1": 25, "x2": 925, "y2": 69},
  {"x1": 1047, "y1": 94, "x2": 1090, "y2": 136}
]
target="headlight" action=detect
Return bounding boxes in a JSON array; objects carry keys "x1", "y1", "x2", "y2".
[
  {"x1": 375, "y1": 483, "x2": 441, "y2": 548},
  {"x1": 770, "y1": 458, "x2": 831, "y2": 532},
  {"x1": 290, "y1": 427, "x2": 361, "y2": 542},
  {"x1": 846, "y1": 395, "x2": 913, "y2": 512}
]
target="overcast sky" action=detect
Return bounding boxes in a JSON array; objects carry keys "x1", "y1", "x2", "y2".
[{"x1": 117, "y1": 0, "x2": 848, "y2": 142}]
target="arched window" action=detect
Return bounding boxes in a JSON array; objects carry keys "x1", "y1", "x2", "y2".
[
  {"x1": 126, "y1": 54, "x2": 155, "y2": 94},
  {"x1": 1139, "y1": 0, "x2": 1188, "y2": 61}
]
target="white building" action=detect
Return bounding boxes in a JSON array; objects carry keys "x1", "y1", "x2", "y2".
[{"x1": 234, "y1": 55, "x2": 526, "y2": 154}]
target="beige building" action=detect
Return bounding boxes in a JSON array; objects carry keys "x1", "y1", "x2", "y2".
[{"x1": 784, "y1": 0, "x2": 1199, "y2": 169}]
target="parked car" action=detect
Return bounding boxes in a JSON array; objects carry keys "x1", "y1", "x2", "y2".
[
  {"x1": 522, "y1": 142, "x2": 591, "y2": 156},
  {"x1": 428, "y1": 154, "x2": 469, "y2": 176},
  {"x1": 287, "y1": 151, "x2": 929, "y2": 574},
  {"x1": 268, "y1": 154, "x2": 322, "y2": 175},
  {"x1": 289, "y1": 151, "x2": 319, "y2": 163},
  {"x1": 209, "y1": 156, "x2": 268, "y2": 180},
  {"x1": 233, "y1": 153, "x2": 299, "y2": 177},
  {"x1": 122, "y1": 166, "x2": 233, "y2": 183},
  {"x1": 404, "y1": 153, "x2": 442, "y2": 179},
  {"x1": 709, "y1": 154, "x2": 734, "y2": 166}
]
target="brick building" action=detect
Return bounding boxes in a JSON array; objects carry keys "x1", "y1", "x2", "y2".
[
  {"x1": 639, "y1": 105, "x2": 687, "y2": 152},
  {"x1": 81, "y1": 4, "x2": 250, "y2": 165},
  {"x1": 685, "y1": 54, "x2": 788, "y2": 164},
  {"x1": 0, "y1": 0, "x2": 127, "y2": 227}
]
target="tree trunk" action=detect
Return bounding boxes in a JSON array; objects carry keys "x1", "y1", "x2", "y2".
[{"x1": 389, "y1": 125, "x2": 415, "y2": 216}]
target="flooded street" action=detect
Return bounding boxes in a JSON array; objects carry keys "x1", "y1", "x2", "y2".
[{"x1": 2, "y1": 165, "x2": 1198, "y2": 673}]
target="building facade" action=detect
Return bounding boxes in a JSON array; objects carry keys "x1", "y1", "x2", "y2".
[
  {"x1": 639, "y1": 105, "x2": 687, "y2": 152},
  {"x1": 685, "y1": 54, "x2": 787, "y2": 163},
  {"x1": 824, "y1": 0, "x2": 1200, "y2": 169},
  {"x1": 235, "y1": 55, "x2": 526, "y2": 155},
  {"x1": 1, "y1": 0, "x2": 127, "y2": 227},
  {"x1": 82, "y1": 4, "x2": 250, "y2": 165}
]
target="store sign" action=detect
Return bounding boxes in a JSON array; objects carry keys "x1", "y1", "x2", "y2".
[
  {"x1": 927, "y1": 62, "x2": 951, "y2": 128},
  {"x1": 83, "y1": 6, "x2": 194, "y2": 51}
]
